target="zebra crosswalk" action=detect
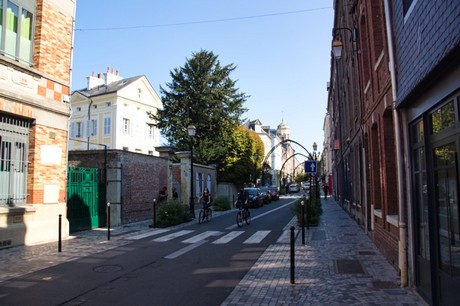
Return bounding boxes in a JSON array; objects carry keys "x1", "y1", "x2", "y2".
[{"x1": 126, "y1": 228, "x2": 291, "y2": 245}]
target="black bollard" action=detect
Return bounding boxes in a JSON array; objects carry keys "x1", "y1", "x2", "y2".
[
  {"x1": 301, "y1": 201, "x2": 305, "y2": 245},
  {"x1": 58, "y1": 214, "x2": 62, "y2": 252},
  {"x1": 153, "y1": 199, "x2": 157, "y2": 228},
  {"x1": 290, "y1": 226, "x2": 295, "y2": 284},
  {"x1": 107, "y1": 202, "x2": 111, "y2": 240}
]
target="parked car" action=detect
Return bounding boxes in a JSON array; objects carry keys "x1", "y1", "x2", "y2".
[
  {"x1": 268, "y1": 186, "x2": 280, "y2": 201},
  {"x1": 302, "y1": 182, "x2": 311, "y2": 190},
  {"x1": 243, "y1": 188, "x2": 264, "y2": 208},
  {"x1": 289, "y1": 183, "x2": 300, "y2": 193},
  {"x1": 258, "y1": 186, "x2": 272, "y2": 204}
]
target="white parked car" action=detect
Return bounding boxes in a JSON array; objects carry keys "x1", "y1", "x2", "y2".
[{"x1": 289, "y1": 183, "x2": 300, "y2": 193}]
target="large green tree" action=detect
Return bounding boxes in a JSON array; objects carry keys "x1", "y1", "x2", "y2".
[
  {"x1": 149, "y1": 50, "x2": 248, "y2": 166},
  {"x1": 219, "y1": 126, "x2": 264, "y2": 186}
]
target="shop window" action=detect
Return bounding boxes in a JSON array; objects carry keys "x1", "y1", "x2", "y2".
[{"x1": 430, "y1": 100, "x2": 455, "y2": 135}]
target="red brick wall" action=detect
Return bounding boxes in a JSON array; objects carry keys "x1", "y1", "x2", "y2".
[
  {"x1": 68, "y1": 150, "x2": 169, "y2": 224},
  {"x1": 357, "y1": 0, "x2": 399, "y2": 268},
  {"x1": 373, "y1": 222, "x2": 399, "y2": 271},
  {"x1": 34, "y1": 0, "x2": 73, "y2": 83},
  {"x1": 27, "y1": 125, "x2": 68, "y2": 204}
]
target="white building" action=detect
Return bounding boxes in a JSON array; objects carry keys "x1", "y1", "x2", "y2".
[
  {"x1": 69, "y1": 68, "x2": 162, "y2": 155},
  {"x1": 245, "y1": 119, "x2": 287, "y2": 186}
]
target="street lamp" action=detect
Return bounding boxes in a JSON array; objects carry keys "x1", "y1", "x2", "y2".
[
  {"x1": 332, "y1": 38, "x2": 343, "y2": 59},
  {"x1": 253, "y1": 153, "x2": 258, "y2": 186},
  {"x1": 313, "y1": 142, "x2": 319, "y2": 197},
  {"x1": 187, "y1": 124, "x2": 196, "y2": 217}
]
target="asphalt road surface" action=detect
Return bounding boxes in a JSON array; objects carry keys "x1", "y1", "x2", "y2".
[{"x1": 0, "y1": 196, "x2": 300, "y2": 306}]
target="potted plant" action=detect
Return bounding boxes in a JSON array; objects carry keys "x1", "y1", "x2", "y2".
[{"x1": 291, "y1": 194, "x2": 323, "y2": 226}]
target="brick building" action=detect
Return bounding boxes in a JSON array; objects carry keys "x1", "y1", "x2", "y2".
[
  {"x1": 0, "y1": 0, "x2": 76, "y2": 248},
  {"x1": 328, "y1": 0, "x2": 460, "y2": 304}
]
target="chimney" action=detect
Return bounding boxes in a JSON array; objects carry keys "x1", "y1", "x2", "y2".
[
  {"x1": 104, "y1": 67, "x2": 123, "y2": 86},
  {"x1": 87, "y1": 72, "x2": 104, "y2": 90}
]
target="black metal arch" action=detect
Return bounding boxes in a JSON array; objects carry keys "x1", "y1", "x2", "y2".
[
  {"x1": 280, "y1": 152, "x2": 310, "y2": 178},
  {"x1": 260, "y1": 139, "x2": 312, "y2": 185}
]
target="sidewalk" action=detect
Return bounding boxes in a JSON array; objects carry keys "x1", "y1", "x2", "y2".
[
  {"x1": 222, "y1": 196, "x2": 427, "y2": 306},
  {"x1": 0, "y1": 197, "x2": 427, "y2": 305}
]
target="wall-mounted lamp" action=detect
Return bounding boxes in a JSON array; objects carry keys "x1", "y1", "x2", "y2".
[
  {"x1": 332, "y1": 38, "x2": 343, "y2": 59},
  {"x1": 332, "y1": 27, "x2": 358, "y2": 59}
]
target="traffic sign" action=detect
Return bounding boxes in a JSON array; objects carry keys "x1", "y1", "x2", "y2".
[{"x1": 304, "y1": 160, "x2": 317, "y2": 174}]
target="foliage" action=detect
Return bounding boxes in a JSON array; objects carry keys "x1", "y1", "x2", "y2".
[
  {"x1": 295, "y1": 173, "x2": 310, "y2": 184},
  {"x1": 213, "y1": 196, "x2": 232, "y2": 211},
  {"x1": 148, "y1": 50, "x2": 248, "y2": 167},
  {"x1": 291, "y1": 193, "x2": 323, "y2": 225},
  {"x1": 155, "y1": 199, "x2": 192, "y2": 227},
  {"x1": 218, "y1": 126, "x2": 264, "y2": 186}
]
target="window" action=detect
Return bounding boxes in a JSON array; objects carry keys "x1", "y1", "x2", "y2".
[
  {"x1": 430, "y1": 101, "x2": 455, "y2": 135},
  {"x1": 103, "y1": 117, "x2": 111, "y2": 135},
  {"x1": 0, "y1": 114, "x2": 30, "y2": 205},
  {"x1": 122, "y1": 118, "x2": 130, "y2": 135},
  {"x1": 76, "y1": 121, "x2": 83, "y2": 138},
  {"x1": 147, "y1": 124, "x2": 154, "y2": 139},
  {"x1": 0, "y1": 0, "x2": 34, "y2": 65},
  {"x1": 87, "y1": 119, "x2": 97, "y2": 136}
]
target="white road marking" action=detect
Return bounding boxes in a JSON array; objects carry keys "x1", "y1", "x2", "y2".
[
  {"x1": 182, "y1": 231, "x2": 223, "y2": 244},
  {"x1": 153, "y1": 230, "x2": 193, "y2": 242},
  {"x1": 244, "y1": 230, "x2": 270, "y2": 244},
  {"x1": 126, "y1": 228, "x2": 171, "y2": 240},
  {"x1": 164, "y1": 240, "x2": 208, "y2": 259},
  {"x1": 212, "y1": 231, "x2": 244, "y2": 244},
  {"x1": 225, "y1": 200, "x2": 297, "y2": 230}
]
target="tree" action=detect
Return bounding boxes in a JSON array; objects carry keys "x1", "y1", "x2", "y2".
[
  {"x1": 219, "y1": 126, "x2": 264, "y2": 186},
  {"x1": 148, "y1": 50, "x2": 248, "y2": 165}
]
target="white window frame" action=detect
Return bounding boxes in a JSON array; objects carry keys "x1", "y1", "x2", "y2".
[
  {"x1": 90, "y1": 119, "x2": 97, "y2": 136},
  {"x1": 103, "y1": 116, "x2": 111, "y2": 135},
  {"x1": 122, "y1": 118, "x2": 130, "y2": 135},
  {"x1": 76, "y1": 121, "x2": 83, "y2": 138},
  {"x1": 147, "y1": 124, "x2": 154, "y2": 140}
]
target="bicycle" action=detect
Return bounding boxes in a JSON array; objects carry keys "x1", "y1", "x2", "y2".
[
  {"x1": 236, "y1": 201, "x2": 251, "y2": 227},
  {"x1": 198, "y1": 204, "x2": 212, "y2": 224}
]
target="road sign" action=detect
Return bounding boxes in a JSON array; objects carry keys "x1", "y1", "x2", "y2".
[{"x1": 304, "y1": 160, "x2": 317, "y2": 174}]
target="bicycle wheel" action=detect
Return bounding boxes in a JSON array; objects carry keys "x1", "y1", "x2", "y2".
[
  {"x1": 198, "y1": 209, "x2": 204, "y2": 224},
  {"x1": 206, "y1": 209, "x2": 212, "y2": 222},
  {"x1": 236, "y1": 211, "x2": 243, "y2": 227},
  {"x1": 245, "y1": 210, "x2": 251, "y2": 225}
]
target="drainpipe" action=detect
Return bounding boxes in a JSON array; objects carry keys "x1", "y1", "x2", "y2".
[
  {"x1": 383, "y1": 0, "x2": 407, "y2": 287},
  {"x1": 87, "y1": 98, "x2": 93, "y2": 150}
]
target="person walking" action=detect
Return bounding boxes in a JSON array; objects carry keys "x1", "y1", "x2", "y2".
[
  {"x1": 159, "y1": 186, "x2": 167, "y2": 202},
  {"x1": 323, "y1": 184, "x2": 329, "y2": 199}
]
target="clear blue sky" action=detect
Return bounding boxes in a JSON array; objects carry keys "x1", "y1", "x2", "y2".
[{"x1": 72, "y1": 0, "x2": 334, "y2": 157}]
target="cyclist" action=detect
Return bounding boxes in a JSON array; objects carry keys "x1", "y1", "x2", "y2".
[
  {"x1": 236, "y1": 188, "x2": 249, "y2": 212},
  {"x1": 199, "y1": 189, "x2": 213, "y2": 211}
]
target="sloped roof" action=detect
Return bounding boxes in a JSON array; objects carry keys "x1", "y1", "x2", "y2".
[{"x1": 72, "y1": 75, "x2": 144, "y2": 98}]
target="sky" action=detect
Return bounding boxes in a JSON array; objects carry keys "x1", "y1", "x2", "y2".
[{"x1": 71, "y1": 0, "x2": 334, "y2": 158}]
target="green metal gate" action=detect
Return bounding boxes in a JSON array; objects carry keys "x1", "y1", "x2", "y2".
[{"x1": 67, "y1": 167, "x2": 106, "y2": 233}]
